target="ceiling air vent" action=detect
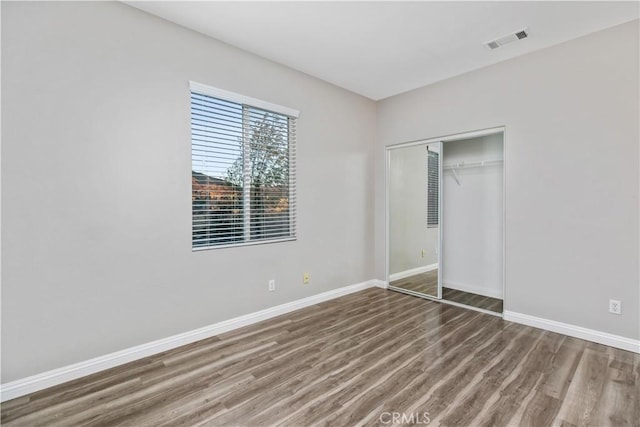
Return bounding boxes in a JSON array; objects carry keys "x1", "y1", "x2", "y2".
[{"x1": 485, "y1": 27, "x2": 529, "y2": 50}]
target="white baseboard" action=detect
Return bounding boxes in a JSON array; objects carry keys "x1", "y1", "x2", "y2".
[
  {"x1": 389, "y1": 263, "x2": 438, "y2": 281},
  {"x1": 0, "y1": 279, "x2": 381, "y2": 402},
  {"x1": 504, "y1": 311, "x2": 640, "y2": 354},
  {"x1": 374, "y1": 279, "x2": 389, "y2": 289},
  {"x1": 443, "y1": 280, "x2": 503, "y2": 299}
]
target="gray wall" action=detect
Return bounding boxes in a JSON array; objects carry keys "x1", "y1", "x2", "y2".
[
  {"x1": 376, "y1": 20, "x2": 639, "y2": 340},
  {"x1": 442, "y1": 134, "x2": 503, "y2": 298},
  {"x1": 1, "y1": 2, "x2": 376, "y2": 382},
  {"x1": 388, "y1": 144, "x2": 439, "y2": 276}
]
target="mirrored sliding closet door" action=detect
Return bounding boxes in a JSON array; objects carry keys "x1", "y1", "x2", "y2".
[{"x1": 387, "y1": 141, "x2": 442, "y2": 299}]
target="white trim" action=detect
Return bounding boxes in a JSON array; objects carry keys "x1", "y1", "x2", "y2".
[
  {"x1": 437, "y1": 141, "x2": 443, "y2": 299},
  {"x1": 386, "y1": 126, "x2": 504, "y2": 151},
  {"x1": 192, "y1": 237, "x2": 296, "y2": 252},
  {"x1": 389, "y1": 263, "x2": 438, "y2": 281},
  {"x1": 189, "y1": 81, "x2": 300, "y2": 118},
  {"x1": 373, "y1": 279, "x2": 389, "y2": 289},
  {"x1": 384, "y1": 148, "x2": 390, "y2": 291},
  {"x1": 443, "y1": 280, "x2": 503, "y2": 299},
  {"x1": 0, "y1": 279, "x2": 379, "y2": 402},
  {"x1": 502, "y1": 128, "x2": 507, "y2": 317},
  {"x1": 504, "y1": 311, "x2": 640, "y2": 354}
]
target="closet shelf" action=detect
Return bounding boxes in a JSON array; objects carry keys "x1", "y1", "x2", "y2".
[
  {"x1": 444, "y1": 158, "x2": 503, "y2": 186},
  {"x1": 443, "y1": 158, "x2": 503, "y2": 170}
]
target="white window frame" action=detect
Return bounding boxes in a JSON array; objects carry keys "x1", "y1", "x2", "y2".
[{"x1": 190, "y1": 81, "x2": 299, "y2": 251}]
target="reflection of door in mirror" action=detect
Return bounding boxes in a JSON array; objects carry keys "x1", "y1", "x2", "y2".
[{"x1": 388, "y1": 142, "x2": 440, "y2": 298}]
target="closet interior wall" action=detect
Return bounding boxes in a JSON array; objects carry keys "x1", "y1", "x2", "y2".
[{"x1": 442, "y1": 134, "x2": 504, "y2": 299}]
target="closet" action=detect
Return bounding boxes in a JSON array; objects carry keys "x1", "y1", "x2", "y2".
[{"x1": 386, "y1": 128, "x2": 504, "y2": 315}]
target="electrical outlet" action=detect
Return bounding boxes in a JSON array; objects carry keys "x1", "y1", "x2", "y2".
[
  {"x1": 268, "y1": 279, "x2": 275, "y2": 292},
  {"x1": 303, "y1": 272, "x2": 310, "y2": 284},
  {"x1": 421, "y1": 249, "x2": 426, "y2": 258},
  {"x1": 609, "y1": 299, "x2": 621, "y2": 315}
]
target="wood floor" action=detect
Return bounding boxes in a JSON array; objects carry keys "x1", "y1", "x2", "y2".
[
  {"x1": 391, "y1": 271, "x2": 504, "y2": 313},
  {"x1": 442, "y1": 288, "x2": 503, "y2": 313},
  {"x1": 390, "y1": 270, "x2": 439, "y2": 297},
  {"x1": 2, "y1": 288, "x2": 638, "y2": 426}
]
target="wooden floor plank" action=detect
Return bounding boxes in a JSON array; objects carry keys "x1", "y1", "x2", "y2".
[{"x1": 554, "y1": 348, "x2": 614, "y2": 426}]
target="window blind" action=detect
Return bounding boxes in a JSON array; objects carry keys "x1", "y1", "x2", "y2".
[
  {"x1": 190, "y1": 84, "x2": 297, "y2": 250},
  {"x1": 427, "y1": 150, "x2": 439, "y2": 228}
]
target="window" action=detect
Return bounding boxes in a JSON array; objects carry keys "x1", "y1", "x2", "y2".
[
  {"x1": 190, "y1": 82, "x2": 298, "y2": 250},
  {"x1": 427, "y1": 149, "x2": 439, "y2": 228}
]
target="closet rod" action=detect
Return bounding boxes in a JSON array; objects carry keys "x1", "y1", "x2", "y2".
[{"x1": 443, "y1": 158, "x2": 503, "y2": 170}]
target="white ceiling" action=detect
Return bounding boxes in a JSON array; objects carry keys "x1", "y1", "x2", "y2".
[{"x1": 128, "y1": 1, "x2": 639, "y2": 100}]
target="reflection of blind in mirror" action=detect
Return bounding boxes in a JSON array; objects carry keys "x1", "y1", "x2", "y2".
[{"x1": 427, "y1": 150, "x2": 439, "y2": 228}]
